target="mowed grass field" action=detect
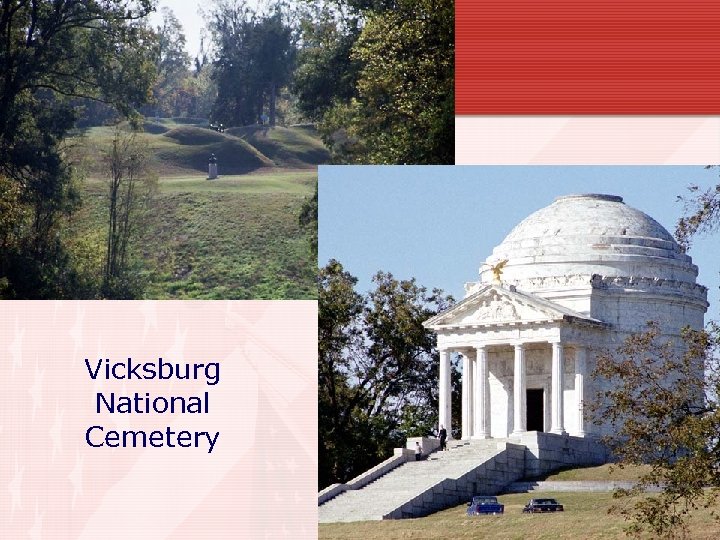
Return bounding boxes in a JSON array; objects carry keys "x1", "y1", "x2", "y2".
[
  {"x1": 66, "y1": 119, "x2": 322, "y2": 299},
  {"x1": 319, "y1": 465, "x2": 720, "y2": 539}
]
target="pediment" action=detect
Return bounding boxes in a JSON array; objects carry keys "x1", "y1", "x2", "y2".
[{"x1": 424, "y1": 285, "x2": 603, "y2": 329}]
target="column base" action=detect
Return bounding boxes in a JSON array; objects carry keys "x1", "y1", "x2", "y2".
[
  {"x1": 550, "y1": 429, "x2": 567, "y2": 436},
  {"x1": 471, "y1": 433, "x2": 491, "y2": 440},
  {"x1": 510, "y1": 430, "x2": 526, "y2": 437}
]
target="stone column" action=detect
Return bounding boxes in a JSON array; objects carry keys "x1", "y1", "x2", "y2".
[
  {"x1": 461, "y1": 352, "x2": 471, "y2": 439},
  {"x1": 511, "y1": 343, "x2": 527, "y2": 436},
  {"x1": 550, "y1": 341, "x2": 566, "y2": 435},
  {"x1": 467, "y1": 350, "x2": 474, "y2": 438},
  {"x1": 474, "y1": 346, "x2": 490, "y2": 438},
  {"x1": 575, "y1": 345, "x2": 586, "y2": 437},
  {"x1": 438, "y1": 349, "x2": 452, "y2": 439}
]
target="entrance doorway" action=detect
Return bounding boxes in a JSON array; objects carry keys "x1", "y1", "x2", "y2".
[{"x1": 526, "y1": 389, "x2": 544, "y2": 432}]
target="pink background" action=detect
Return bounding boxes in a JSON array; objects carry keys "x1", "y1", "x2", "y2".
[
  {"x1": 456, "y1": 116, "x2": 720, "y2": 164},
  {"x1": 0, "y1": 301, "x2": 317, "y2": 538}
]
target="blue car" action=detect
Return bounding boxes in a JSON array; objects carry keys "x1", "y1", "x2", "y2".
[{"x1": 466, "y1": 495, "x2": 504, "y2": 515}]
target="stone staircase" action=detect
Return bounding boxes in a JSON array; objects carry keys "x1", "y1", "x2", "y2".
[{"x1": 318, "y1": 439, "x2": 526, "y2": 523}]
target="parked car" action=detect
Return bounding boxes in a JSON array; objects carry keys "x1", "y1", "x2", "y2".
[
  {"x1": 522, "y1": 498, "x2": 564, "y2": 513},
  {"x1": 467, "y1": 495, "x2": 505, "y2": 515}
]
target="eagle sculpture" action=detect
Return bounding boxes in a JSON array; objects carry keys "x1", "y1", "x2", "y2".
[{"x1": 482, "y1": 259, "x2": 509, "y2": 284}]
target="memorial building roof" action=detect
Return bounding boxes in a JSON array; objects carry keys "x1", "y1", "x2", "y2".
[{"x1": 482, "y1": 193, "x2": 699, "y2": 285}]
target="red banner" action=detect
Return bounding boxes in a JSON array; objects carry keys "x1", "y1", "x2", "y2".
[{"x1": 456, "y1": 1, "x2": 720, "y2": 114}]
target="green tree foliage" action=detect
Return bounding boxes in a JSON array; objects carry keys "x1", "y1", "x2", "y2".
[
  {"x1": 209, "y1": 0, "x2": 296, "y2": 127},
  {"x1": 103, "y1": 128, "x2": 157, "y2": 299},
  {"x1": 298, "y1": 181, "x2": 318, "y2": 260},
  {"x1": 319, "y1": 259, "x2": 455, "y2": 488},
  {"x1": 150, "y1": 7, "x2": 192, "y2": 117},
  {"x1": 292, "y1": 5, "x2": 360, "y2": 122},
  {"x1": 0, "y1": 0, "x2": 157, "y2": 298},
  {"x1": 675, "y1": 172, "x2": 720, "y2": 251},
  {"x1": 294, "y1": 0, "x2": 454, "y2": 164},
  {"x1": 588, "y1": 175, "x2": 720, "y2": 537},
  {"x1": 589, "y1": 323, "x2": 720, "y2": 538}
]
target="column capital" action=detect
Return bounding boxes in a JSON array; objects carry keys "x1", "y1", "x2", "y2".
[{"x1": 513, "y1": 341, "x2": 527, "y2": 350}]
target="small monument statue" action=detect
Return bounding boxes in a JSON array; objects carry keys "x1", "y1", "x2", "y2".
[{"x1": 208, "y1": 153, "x2": 218, "y2": 180}]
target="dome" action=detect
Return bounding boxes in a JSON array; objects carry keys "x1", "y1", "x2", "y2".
[{"x1": 482, "y1": 194, "x2": 699, "y2": 286}]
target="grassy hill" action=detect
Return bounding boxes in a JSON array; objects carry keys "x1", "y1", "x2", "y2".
[
  {"x1": 226, "y1": 124, "x2": 330, "y2": 168},
  {"x1": 70, "y1": 118, "x2": 328, "y2": 176},
  {"x1": 65, "y1": 118, "x2": 321, "y2": 299}
]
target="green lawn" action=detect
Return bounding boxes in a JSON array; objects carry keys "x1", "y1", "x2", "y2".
[
  {"x1": 540, "y1": 463, "x2": 652, "y2": 482},
  {"x1": 319, "y1": 491, "x2": 720, "y2": 539},
  {"x1": 65, "y1": 119, "x2": 321, "y2": 299},
  {"x1": 154, "y1": 171, "x2": 316, "y2": 194}
]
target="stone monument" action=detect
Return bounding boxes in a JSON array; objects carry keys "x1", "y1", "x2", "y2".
[
  {"x1": 425, "y1": 194, "x2": 708, "y2": 441},
  {"x1": 208, "y1": 153, "x2": 218, "y2": 180}
]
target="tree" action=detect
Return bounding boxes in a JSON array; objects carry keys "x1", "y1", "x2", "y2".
[
  {"x1": 293, "y1": 0, "x2": 454, "y2": 164},
  {"x1": 331, "y1": 0, "x2": 454, "y2": 164},
  {"x1": 318, "y1": 259, "x2": 454, "y2": 488},
  {"x1": 209, "y1": 0, "x2": 296, "y2": 127},
  {"x1": 292, "y1": 4, "x2": 360, "y2": 122},
  {"x1": 675, "y1": 173, "x2": 720, "y2": 251},
  {"x1": 150, "y1": 7, "x2": 191, "y2": 117},
  {"x1": 589, "y1": 323, "x2": 720, "y2": 538},
  {"x1": 298, "y1": 181, "x2": 318, "y2": 260},
  {"x1": 102, "y1": 128, "x2": 157, "y2": 298},
  {"x1": 0, "y1": 1, "x2": 157, "y2": 298},
  {"x1": 587, "y1": 175, "x2": 720, "y2": 537}
]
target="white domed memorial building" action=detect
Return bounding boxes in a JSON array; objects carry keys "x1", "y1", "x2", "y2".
[
  {"x1": 424, "y1": 194, "x2": 708, "y2": 441},
  {"x1": 319, "y1": 193, "x2": 708, "y2": 523}
]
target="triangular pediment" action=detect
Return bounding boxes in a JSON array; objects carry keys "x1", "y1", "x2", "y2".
[{"x1": 424, "y1": 285, "x2": 603, "y2": 329}]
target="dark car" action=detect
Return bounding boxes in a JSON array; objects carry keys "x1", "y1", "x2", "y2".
[
  {"x1": 522, "y1": 498, "x2": 564, "y2": 513},
  {"x1": 466, "y1": 495, "x2": 505, "y2": 515}
]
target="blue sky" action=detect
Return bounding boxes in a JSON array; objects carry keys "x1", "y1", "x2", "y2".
[{"x1": 318, "y1": 166, "x2": 720, "y2": 320}]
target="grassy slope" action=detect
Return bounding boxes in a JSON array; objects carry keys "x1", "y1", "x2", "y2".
[
  {"x1": 226, "y1": 124, "x2": 330, "y2": 168},
  {"x1": 67, "y1": 119, "x2": 320, "y2": 299},
  {"x1": 320, "y1": 491, "x2": 720, "y2": 540}
]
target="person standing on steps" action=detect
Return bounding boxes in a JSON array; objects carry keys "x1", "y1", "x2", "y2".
[
  {"x1": 415, "y1": 441, "x2": 422, "y2": 461},
  {"x1": 439, "y1": 425, "x2": 447, "y2": 451}
]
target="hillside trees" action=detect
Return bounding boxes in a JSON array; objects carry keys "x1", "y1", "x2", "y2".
[
  {"x1": 0, "y1": 0, "x2": 157, "y2": 298},
  {"x1": 209, "y1": 0, "x2": 296, "y2": 127},
  {"x1": 588, "y1": 177, "x2": 720, "y2": 537},
  {"x1": 103, "y1": 129, "x2": 157, "y2": 298},
  {"x1": 589, "y1": 324, "x2": 719, "y2": 537},
  {"x1": 293, "y1": 0, "x2": 454, "y2": 164},
  {"x1": 319, "y1": 260, "x2": 455, "y2": 488},
  {"x1": 151, "y1": 7, "x2": 192, "y2": 117}
]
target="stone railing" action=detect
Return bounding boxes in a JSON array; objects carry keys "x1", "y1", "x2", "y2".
[
  {"x1": 318, "y1": 447, "x2": 415, "y2": 505},
  {"x1": 406, "y1": 436, "x2": 441, "y2": 456}
]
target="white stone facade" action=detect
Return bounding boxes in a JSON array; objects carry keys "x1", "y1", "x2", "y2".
[{"x1": 425, "y1": 194, "x2": 708, "y2": 440}]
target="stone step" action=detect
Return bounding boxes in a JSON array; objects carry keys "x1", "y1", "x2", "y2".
[{"x1": 319, "y1": 440, "x2": 523, "y2": 523}]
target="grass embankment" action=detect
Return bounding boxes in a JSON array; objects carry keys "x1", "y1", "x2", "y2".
[
  {"x1": 226, "y1": 124, "x2": 330, "y2": 168},
  {"x1": 319, "y1": 465, "x2": 720, "y2": 539},
  {"x1": 320, "y1": 491, "x2": 720, "y2": 539},
  {"x1": 66, "y1": 118, "x2": 320, "y2": 299},
  {"x1": 71, "y1": 119, "x2": 329, "y2": 177},
  {"x1": 538, "y1": 463, "x2": 652, "y2": 482}
]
